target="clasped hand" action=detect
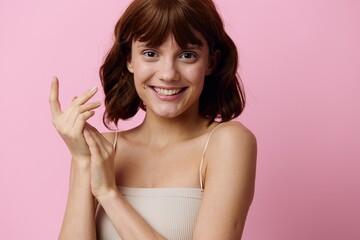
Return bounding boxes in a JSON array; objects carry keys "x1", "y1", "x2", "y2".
[{"x1": 49, "y1": 76, "x2": 117, "y2": 200}]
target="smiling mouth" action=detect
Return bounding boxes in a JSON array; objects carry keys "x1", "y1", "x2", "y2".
[{"x1": 152, "y1": 87, "x2": 187, "y2": 96}]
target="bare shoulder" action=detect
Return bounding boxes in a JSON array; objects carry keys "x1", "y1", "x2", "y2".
[
  {"x1": 210, "y1": 121, "x2": 257, "y2": 154},
  {"x1": 203, "y1": 121, "x2": 257, "y2": 189},
  {"x1": 193, "y1": 121, "x2": 257, "y2": 238}
]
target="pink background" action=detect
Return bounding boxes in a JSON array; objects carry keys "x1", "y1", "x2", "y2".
[{"x1": 1, "y1": 0, "x2": 359, "y2": 239}]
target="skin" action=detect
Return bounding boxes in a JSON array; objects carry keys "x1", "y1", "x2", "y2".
[
  {"x1": 50, "y1": 32, "x2": 257, "y2": 240},
  {"x1": 128, "y1": 34, "x2": 212, "y2": 119}
]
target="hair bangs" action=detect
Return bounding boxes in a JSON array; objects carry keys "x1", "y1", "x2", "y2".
[
  {"x1": 134, "y1": 0, "x2": 203, "y2": 48},
  {"x1": 102, "y1": 0, "x2": 245, "y2": 127}
]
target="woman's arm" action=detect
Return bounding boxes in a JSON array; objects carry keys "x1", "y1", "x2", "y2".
[
  {"x1": 49, "y1": 77, "x2": 101, "y2": 240},
  {"x1": 58, "y1": 161, "x2": 97, "y2": 240},
  {"x1": 84, "y1": 127, "x2": 166, "y2": 240},
  {"x1": 97, "y1": 189, "x2": 165, "y2": 240},
  {"x1": 192, "y1": 122, "x2": 257, "y2": 240},
  {"x1": 83, "y1": 121, "x2": 256, "y2": 240}
]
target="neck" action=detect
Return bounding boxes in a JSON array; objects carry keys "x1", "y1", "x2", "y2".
[{"x1": 138, "y1": 110, "x2": 210, "y2": 148}]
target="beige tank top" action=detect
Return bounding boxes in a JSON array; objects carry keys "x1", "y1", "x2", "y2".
[{"x1": 95, "y1": 124, "x2": 220, "y2": 240}]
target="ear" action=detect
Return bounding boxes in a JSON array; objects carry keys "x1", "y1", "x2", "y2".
[
  {"x1": 127, "y1": 60, "x2": 134, "y2": 73},
  {"x1": 206, "y1": 50, "x2": 220, "y2": 76}
]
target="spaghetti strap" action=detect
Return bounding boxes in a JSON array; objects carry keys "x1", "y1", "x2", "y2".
[
  {"x1": 199, "y1": 123, "x2": 223, "y2": 189},
  {"x1": 113, "y1": 132, "x2": 118, "y2": 150}
]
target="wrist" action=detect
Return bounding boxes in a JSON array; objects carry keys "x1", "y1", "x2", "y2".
[
  {"x1": 96, "y1": 188, "x2": 120, "y2": 206},
  {"x1": 71, "y1": 156, "x2": 91, "y2": 170}
]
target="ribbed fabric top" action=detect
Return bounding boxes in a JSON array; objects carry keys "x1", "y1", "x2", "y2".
[
  {"x1": 96, "y1": 187, "x2": 203, "y2": 240},
  {"x1": 95, "y1": 124, "x2": 221, "y2": 239}
]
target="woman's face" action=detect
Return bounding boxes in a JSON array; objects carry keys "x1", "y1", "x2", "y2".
[{"x1": 127, "y1": 32, "x2": 213, "y2": 119}]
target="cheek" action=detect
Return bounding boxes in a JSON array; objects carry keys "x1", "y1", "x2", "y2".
[
  {"x1": 184, "y1": 65, "x2": 207, "y2": 85},
  {"x1": 133, "y1": 63, "x2": 153, "y2": 82}
]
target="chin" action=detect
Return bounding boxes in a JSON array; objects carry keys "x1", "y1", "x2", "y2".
[
  {"x1": 152, "y1": 107, "x2": 184, "y2": 118},
  {"x1": 156, "y1": 111, "x2": 180, "y2": 118}
]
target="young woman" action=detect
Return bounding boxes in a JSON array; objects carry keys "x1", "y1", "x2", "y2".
[{"x1": 50, "y1": 0, "x2": 257, "y2": 239}]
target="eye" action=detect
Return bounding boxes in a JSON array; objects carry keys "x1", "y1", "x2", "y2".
[
  {"x1": 179, "y1": 52, "x2": 197, "y2": 63},
  {"x1": 180, "y1": 52, "x2": 196, "y2": 59},
  {"x1": 142, "y1": 50, "x2": 157, "y2": 58}
]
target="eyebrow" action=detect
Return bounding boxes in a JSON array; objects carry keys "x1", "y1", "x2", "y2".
[
  {"x1": 184, "y1": 44, "x2": 201, "y2": 50},
  {"x1": 137, "y1": 42, "x2": 151, "y2": 47},
  {"x1": 135, "y1": 42, "x2": 202, "y2": 50}
]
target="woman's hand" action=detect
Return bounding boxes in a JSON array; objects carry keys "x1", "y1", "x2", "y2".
[
  {"x1": 49, "y1": 76, "x2": 101, "y2": 165},
  {"x1": 83, "y1": 124, "x2": 117, "y2": 201}
]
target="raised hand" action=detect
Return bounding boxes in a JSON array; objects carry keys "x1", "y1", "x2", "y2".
[
  {"x1": 49, "y1": 76, "x2": 101, "y2": 165},
  {"x1": 83, "y1": 124, "x2": 117, "y2": 201}
]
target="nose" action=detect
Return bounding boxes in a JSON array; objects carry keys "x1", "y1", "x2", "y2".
[{"x1": 159, "y1": 58, "x2": 180, "y2": 82}]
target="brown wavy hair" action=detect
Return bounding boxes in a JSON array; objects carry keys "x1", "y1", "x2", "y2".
[{"x1": 100, "y1": 0, "x2": 245, "y2": 128}]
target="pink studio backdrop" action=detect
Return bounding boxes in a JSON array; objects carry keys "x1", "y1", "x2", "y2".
[{"x1": 0, "y1": 0, "x2": 359, "y2": 239}]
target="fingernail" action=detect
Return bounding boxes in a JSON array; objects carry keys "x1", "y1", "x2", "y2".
[{"x1": 90, "y1": 86, "x2": 98, "y2": 92}]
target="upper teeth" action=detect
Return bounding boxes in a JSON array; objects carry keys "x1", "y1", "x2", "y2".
[{"x1": 154, "y1": 87, "x2": 182, "y2": 96}]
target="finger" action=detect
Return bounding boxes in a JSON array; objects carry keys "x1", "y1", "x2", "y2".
[
  {"x1": 86, "y1": 124, "x2": 111, "y2": 147},
  {"x1": 86, "y1": 126, "x2": 108, "y2": 153},
  {"x1": 62, "y1": 100, "x2": 101, "y2": 129},
  {"x1": 84, "y1": 128, "x2": 101, "y2": 157},
  {"x1": 65, "y1": 100, "x2": 101, "y2": 124},
  {"x1": 85, "y1": 125, "x2": 113, "y2": 159},
  {"x1": 79, "y1": 101, "x2": 101, "y2": 112},
  {"x1": 73, "y1": 111, "x2": 96, "y2": 133},
  {"x1": 49, "y1": 76, "x2": 62, "y2": 118},
  {"x1": 72, "y1": 86, "x2": 98, "y2": 106}
]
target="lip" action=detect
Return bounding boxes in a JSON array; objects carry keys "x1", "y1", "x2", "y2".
[
  {"x1": 149, "y1": 85, "x2": 186, "y2": 90},
  {"x1": 149, "y1": 85, "x2": 188, "y2": 101}
]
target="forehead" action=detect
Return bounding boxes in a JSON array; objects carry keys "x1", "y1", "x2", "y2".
[{"x1": 133, "y1": 32, "x2": 207, "y2": 49}]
